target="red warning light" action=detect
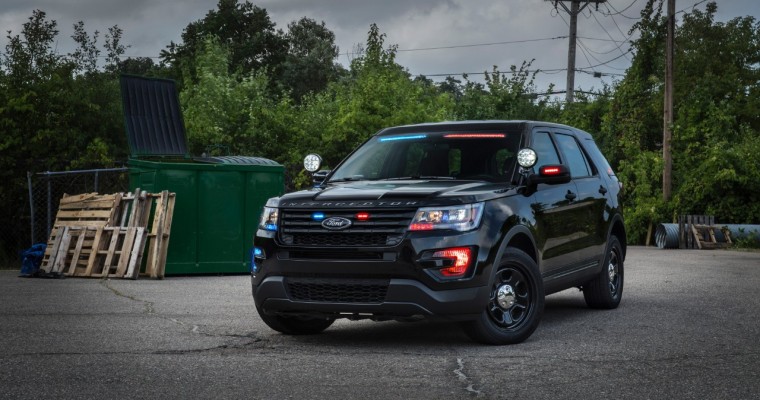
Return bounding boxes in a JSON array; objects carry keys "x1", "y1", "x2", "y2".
[
  {"x1": 432, "y1": 247, "x2": 472, "y2": 277},
  {"x1": 443, "y1": 133, "x2": 505, "y2": 139},
  {"x1": 356, "y1": 212, "x2": 370, "y2": 221}
]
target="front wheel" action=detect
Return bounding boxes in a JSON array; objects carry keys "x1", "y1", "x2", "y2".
[
  {"x1": 583, "y1": 235, "x2": 624, "y2": 309},
  {"x1": 258, "y1": 310, "x2": 335, "y2": 335},
  {"x1": 462, "y1": 248, "x2": 544, "y2": 345}
]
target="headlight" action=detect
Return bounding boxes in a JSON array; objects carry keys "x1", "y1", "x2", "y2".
[
  {"x1": 259, "y1": 207, "x2": 278, "y2": 231},
  {"x1": 409, "y1": 202, "x2": 484, "y2": 232}
]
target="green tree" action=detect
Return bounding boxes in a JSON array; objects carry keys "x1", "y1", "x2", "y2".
[
  {"x1": 0, "y1": 10, "x2": 130, "y2": 262},
  {"x1": 281, "y1": 17, "x2": 345, "y2": 102},
  {"x1": 670, "y1": 3, "x2": 760, "y2": 223},
  {"x1": 161, "y1": 0, "x2": 286, "y2": 87},
  {"x1": 440, "y1": 61, "x2": 550, "y2": 121},
  {"x1": 603, "y1": 0, "x2": 760, "y2": 243},
  {"x1": 315, "y1": 24, "x2": 454, "y2": 166},
  {"x1": 180, "y1": 36, "x2": 273, "y2": 156}
]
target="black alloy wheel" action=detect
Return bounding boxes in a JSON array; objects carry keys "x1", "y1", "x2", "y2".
[
  {"x1": 462, "y1": 247, "x2": 544, "y2": 345},
  {"x1": 583, "y1": 235, "x2": 624, "y2": 309}
]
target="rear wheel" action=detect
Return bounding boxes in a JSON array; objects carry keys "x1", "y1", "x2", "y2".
[
  {"x1": 462, "y1": 248, "x2": 544, "y2": 345},
  {"x1": 583, "y1": 235, "x2": 624, "y2": 309},
  {"x1": 258, "y1": 311, "x2": 335, "y2": 335}
]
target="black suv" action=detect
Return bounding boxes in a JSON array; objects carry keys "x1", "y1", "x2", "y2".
[{"x1": 252, "y1": 121, "x2": 625, "y2": 344}]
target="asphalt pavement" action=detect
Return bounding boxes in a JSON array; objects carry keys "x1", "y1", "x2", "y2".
[{"x1": 1, "y1": 246, "x2": 759, "y2": 399}]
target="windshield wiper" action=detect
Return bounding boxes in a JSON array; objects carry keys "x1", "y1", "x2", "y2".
[
  {"x1": 328, "y1": 176, "x2": 365, "y2": 182},
  {"x1": 383, "y1": 176, "x2": 455, "y2": 181}
]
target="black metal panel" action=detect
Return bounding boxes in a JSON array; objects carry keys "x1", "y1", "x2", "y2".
[
  {"x1": 279, "y1": 209, "x2": 415, "y2": 247},
  {"x1": 120, "y1": 75, "x2": 188, "y2": 157},
  {"x1": 285, "y1": 277, "x2": 390, "y2": 303}
]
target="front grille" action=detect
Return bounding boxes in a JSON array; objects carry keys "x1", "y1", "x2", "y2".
[
  {"x1": 292, "y1": 232, "x2": 395, "y2": 246},
  {"x1": 288, "y1": 250, "x2": 384, "y2": 260},
  {"x1": 286, "y1": 278, "x2": 389, "y2": 303},
  {"x1": 279, "y1": 209, "x2": 415, "y2": 247}
]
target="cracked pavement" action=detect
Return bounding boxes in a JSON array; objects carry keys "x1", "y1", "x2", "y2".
[{"x1": 1, "y1": 247, "x2": 760, "y2": 399}]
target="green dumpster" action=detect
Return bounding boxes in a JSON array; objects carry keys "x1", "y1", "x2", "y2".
[{"x1": 121, "y1": 75, "x2": 284, "y2": 274}]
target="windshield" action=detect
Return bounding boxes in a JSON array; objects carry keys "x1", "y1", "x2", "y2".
[{"x1": 328, "y1": 131, "x2": 522, "y2": 183}]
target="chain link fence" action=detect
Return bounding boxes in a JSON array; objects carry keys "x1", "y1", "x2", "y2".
[{"x1": 0, "y1": 168, "x2": 129, "y2": 268}]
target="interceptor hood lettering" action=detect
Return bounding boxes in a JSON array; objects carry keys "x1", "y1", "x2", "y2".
[{"x1": 276, "y1": 180, "x2": 516, "y2": 208}]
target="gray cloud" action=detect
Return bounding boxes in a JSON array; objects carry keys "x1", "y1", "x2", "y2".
[{"x1": 1, "y1": 0, "x2": 757, "y2": 93}]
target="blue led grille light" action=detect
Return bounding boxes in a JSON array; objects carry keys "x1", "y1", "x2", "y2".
[
  {"x1": 378, "y1": 134, "x2": 427, "y2": 142},
  {"x1": 312, "y1": 212, "x2": 325, "y2": 221}
]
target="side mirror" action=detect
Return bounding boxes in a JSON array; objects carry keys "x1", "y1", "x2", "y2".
[{"x1": 528, "y1": 165, "x2": 572, "y2": 186}]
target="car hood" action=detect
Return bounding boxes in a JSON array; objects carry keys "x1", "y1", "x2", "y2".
[{"x1": 273, "y1": 180, "x2": 517, "y2": 208}]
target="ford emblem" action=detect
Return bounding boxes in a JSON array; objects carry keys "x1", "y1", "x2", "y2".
[{"x1": 321, "y1": 216, "x2": 352, "y2": 230}]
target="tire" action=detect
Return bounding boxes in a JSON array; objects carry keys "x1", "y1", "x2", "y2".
[
  {"x1": 462, "y1": 248, "x2": 544, "y2": 345},
  {"x1": 583, "y1": 235, "x2": 624, "y2": 309},
  {"x1": 258, "y1": 310, "x2": 335, "y2": 335}
]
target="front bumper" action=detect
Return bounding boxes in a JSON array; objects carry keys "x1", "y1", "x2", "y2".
[
  {"x1": 253, "y1": 275, "x2": 489, "y2": 321},
  {"x1": 251, "y1": 226, "x2": 500, "y2": 321}
]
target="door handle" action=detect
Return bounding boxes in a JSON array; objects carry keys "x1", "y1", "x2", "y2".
[
  {"x1": 599, "y1": 185, "x2": 608, "y2": 195},
  {"x1": 565, "y1": 191, "x2": 577, "y2": 201}
]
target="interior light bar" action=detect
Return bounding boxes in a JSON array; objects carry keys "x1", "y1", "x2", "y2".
[
  {"x1": 379, "y1": 134, "x2": 427, "y2": 142},
  {"x1": 443, "y1": 133, "x2": 505, "y2": 139}
]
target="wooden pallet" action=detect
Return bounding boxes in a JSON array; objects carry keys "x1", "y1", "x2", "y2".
[
  {"x1": 691, "y1": 224, "x2": 732, "y2": 250},
  {"x1": 40, "y1": 190, "x2": 174, "y2": 279},
  {"x1": 40, "y1": 193, "x2": 121, "y2": 269},
  {"x1": 678, "y1": 215, "x2": 718, "y2": 249},
  {"x1": 144, "y1": 191, "x2": 176, "y2": 279}
]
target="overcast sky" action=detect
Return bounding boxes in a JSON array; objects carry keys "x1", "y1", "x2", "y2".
[{"x1": 1, "y1": 0, "x2": 757, "y2": 94}]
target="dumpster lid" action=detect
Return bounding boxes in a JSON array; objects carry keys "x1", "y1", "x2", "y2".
[
  {"x1": 120, "y1": 75, "x2": 189, "y2": 158},
  {"x1": 194, "y1": 156, "x2": 282, "y2": 166}
]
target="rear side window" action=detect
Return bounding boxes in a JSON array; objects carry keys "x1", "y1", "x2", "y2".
[
  {"x1": 554, "y1": 133, "x2": 591, "y2": 178},
  {"x1": 584, "y1": 138, "x2": 617, "y2": 179}
]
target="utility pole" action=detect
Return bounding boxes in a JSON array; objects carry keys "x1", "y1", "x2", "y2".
[
  {"x1": 663, "y1": 0, "x2": 675, "y2": 201},
  {"x1": 549, "y1": 0, "x2": 607, "y2": 103}
]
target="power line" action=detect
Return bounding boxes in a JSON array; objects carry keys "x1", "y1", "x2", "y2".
[
  {"x1": 395, "y1": 36, "x2": 567, "y2": 53},
  {"x1": 600, "y1": 0, "x2": 710, "y2": 21},
  {"x1": 605, "y1": 0, "x2": 639, "y2": 15},
  {"x1": 418, "y1": 66, "x2": 625, "y2": 78},
  {"x1": 577, "y1": 68, "x2": 625, "y2": 77},
  {"x1": 549, "y1": 0, "x2": 610, "y2": 102},
  {"x1": 421, "y1": 68, "x2": 565, "y2": 77},
  {"x1": 576, "y1": 36, "x2": 627, "y2": 43},
  {"x1": 584, "y1": 48, "x2": 633, "y2": 68},
  {"x1": 577, "y1": 39, "x2": 615, "y2": 67},
  {"x1": 557, "y1": 9, "x2": 631, "y2": 74},
  {"x1": 607, "y1": 9, "x2": 635, "y2": 41},
  {"x1": 602, "y1": 0, "x2": 641, "y2": 19},
  {"x1": 336, "y1": 36, "x2": 568, "y2": 57},
  {"x1": 677, "y1": 0, "x2": 709, "y2": 14},
  {"x1": 578, "y1": 38, "x2": 629, "y2": 56},
  {"x1": 590, "y1": 7, "x2": 631, "y2": 61}
]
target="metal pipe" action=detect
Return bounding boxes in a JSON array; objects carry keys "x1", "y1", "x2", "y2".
[
  {"x1": 655, "y1": 223, "x2": 680, "y2": 249},
  {"x1": 27, "y1": 171, "x2": 35, "y2": 246},
  {"x1": 46, "y1": 173, "x2": 51, "y2": 238},
  {"x1": 716, "y1": 225, "x2": 760, "y2": 241},
  {"x1": 36, "y1": 167, "x2": 128, "y2": 176}
]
